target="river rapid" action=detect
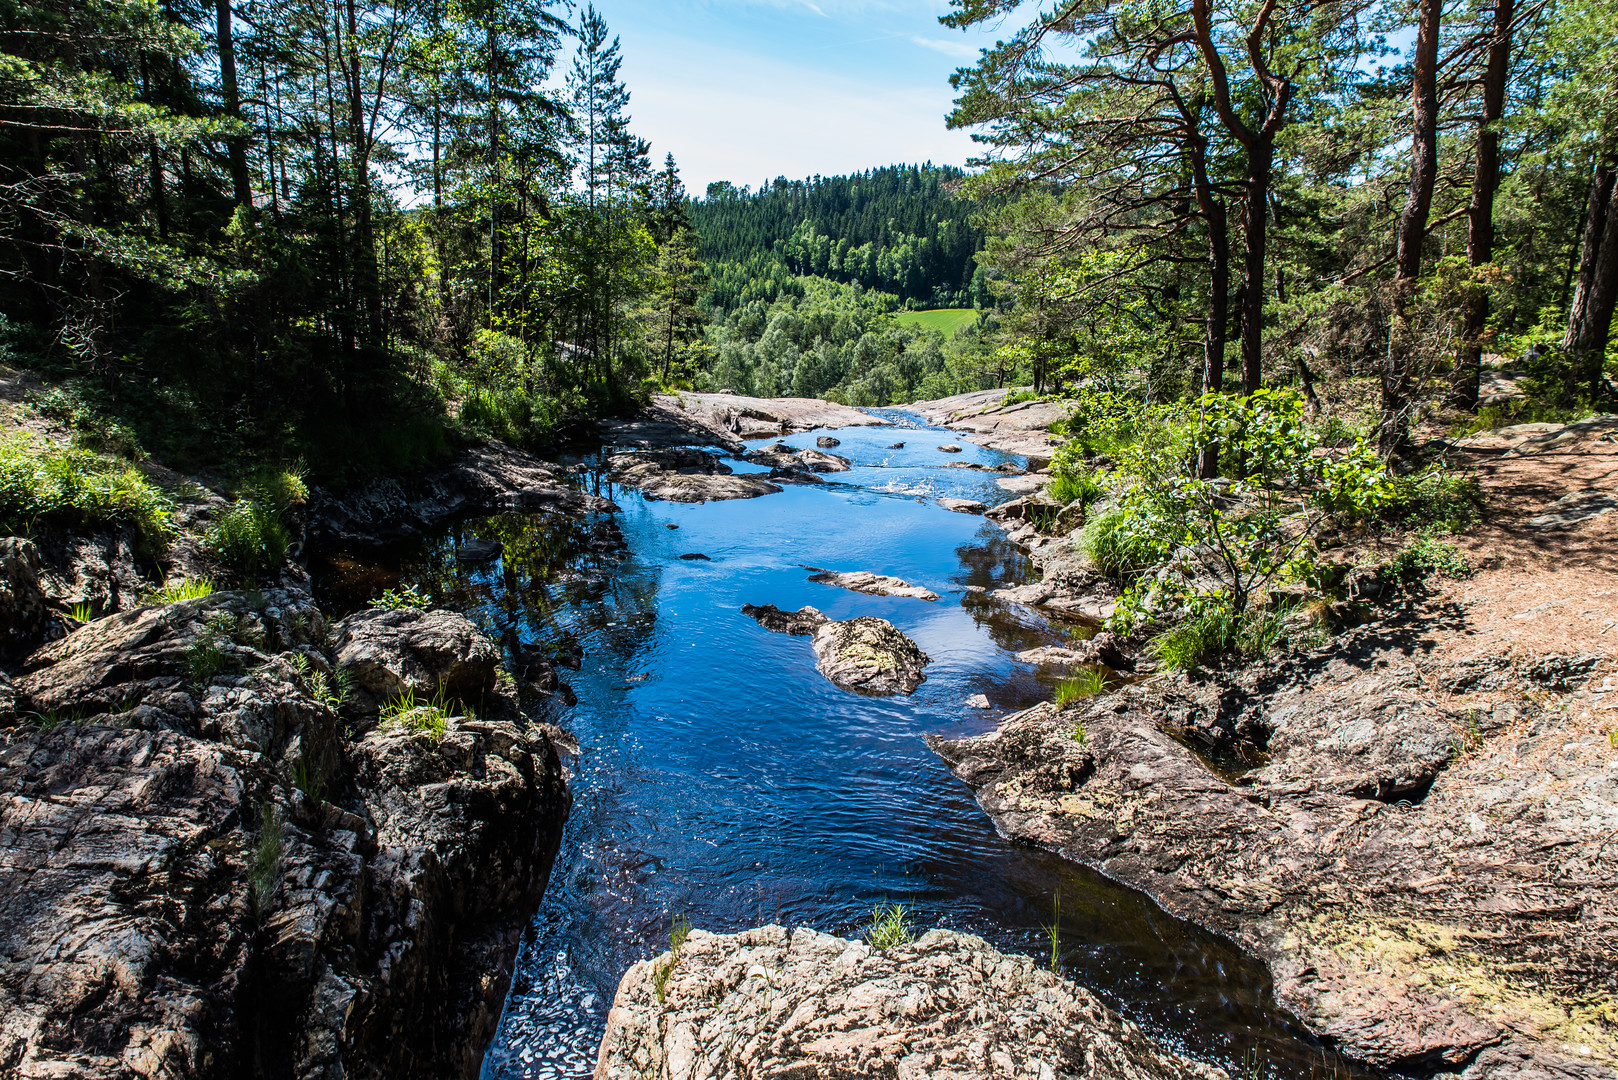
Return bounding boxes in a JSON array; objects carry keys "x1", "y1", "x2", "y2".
[{"x1": 312, "y1": 409, "x2": 1375, "y2": 1080}]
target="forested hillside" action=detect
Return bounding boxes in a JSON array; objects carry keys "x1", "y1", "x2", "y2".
[{"x1": 689, "y1": 166, "x2": 988, "y2": 311}]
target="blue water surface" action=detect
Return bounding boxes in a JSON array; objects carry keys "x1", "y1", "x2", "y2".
[{"x1": 314, "y1": 410, "x2": 1373, "y2": 1080}]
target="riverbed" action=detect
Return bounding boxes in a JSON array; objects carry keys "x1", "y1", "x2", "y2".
[{"x1": 313, "y1": 410, "x2": 1375, "y2": 1080}]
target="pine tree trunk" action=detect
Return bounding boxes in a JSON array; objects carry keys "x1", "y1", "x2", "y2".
[
  {"x1": 1454, "y1": 0, "x2": 1515, "y2": 410},
  {"x1": 1239, "y1": 135, "x2": 1271, "y2": 395},
  {"x1": 215, "y1": 0, "x2": 250, "y2": 207},
  {"x1": 1382, "y1": 0, "x2": 1442, "y2": 451},
  {"x1": 1565, "y1": 161, "x2": 1618, "y2": 397}
]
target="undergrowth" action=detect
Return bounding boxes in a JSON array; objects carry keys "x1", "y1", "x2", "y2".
[
  {"x1": 1054, "y1": 666, "x2": 1109, "y2": 706},
  {"x1": 0, "y1": 433, "x2": 172, "y2": 547},
  {"x1": 1151, "y1": 601, "x2": 1327, "y2": 671}
]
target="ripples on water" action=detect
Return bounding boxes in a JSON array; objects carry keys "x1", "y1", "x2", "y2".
[{"x1": 312, "y1": 409, "x2": 1379, "y2": 1080}]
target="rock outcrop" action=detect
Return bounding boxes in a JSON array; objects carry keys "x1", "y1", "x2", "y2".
[
  {"x1": 805, "y1": 566, "x2": 939, "y2": 601},
  {"x1": 593, "y1": 925, "x2": 1228, "y2": 1080},
  {"x1": 928, "y1": 626, "x2": 1618, "y2": 1078},
  {"x1": 746, "y1": 442, "x2": 852, "y2": 473},
  {"x1": 742, "y1": 604, "x2": 931, "y2": 694},
  {"x1": 909, "y1": 389, "x2": 1067, "y2": 465},
  {"x1": 308, "y1": 442, "x2": 615, "y2": 545},
  {"x1": 608, "y1": 448, "x2": 782, "y2": 503},
  {"x1": 0, "y1": 590, "x2": 569, "y2": 1079}
]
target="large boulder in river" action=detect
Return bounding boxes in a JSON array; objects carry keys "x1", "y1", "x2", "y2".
[
  {"x1": 593, "y1": 924, "x2": 1228, "y2": 1080},
  {"x1": 608, "y1": 447, "x2": 782, "y2": 503},
  {"x1": 742, "y1": 603, "x2": 930, "y2": 694},
  {"x1": 332, "y1": 606, "x2": 499, "y2": 712},
  {"x1": 745, "y1": 442, "x2": 852, "y2": 473},
  {"x1": 0, "y1": 591, "x2": 569, "y2": 1080}
]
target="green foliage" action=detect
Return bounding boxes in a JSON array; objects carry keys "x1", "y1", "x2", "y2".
[
  {"x1": 1080, "y1": 505, "x2": 1172, "y2": 579},
  {"x1": 208, "y1": 501, "x2": 290, "y2": 579},
  {"x1": 865, "y1": 902, "x2": 916, "y2": 950},
  {"x1": 147, "y1": 578, "x2": 216, "y2": 604},
  {"x1": 1381, "y1": 470, "x2": 1484, "y2": 533},
  {"x1": 69, "y1": 601, "x2": 95, "y2": 622},
  {"x1": 1387, "y1": 535, "x2": 1472, "y2": 584},
  {"x1": 187, "y1": 635, "x2": 229, "y2": 683},
  {"x1": 0, "y1": 435, "x2": 172, "y2": 546},
  {"x1": 1048, "y1": 443, "x2": 1109, "y2": 509},
  {"x1": 1045, "y1": 890, "x2": 1062, "y2": 971},
  {"x1": 654, "y1": 913, "x2": 695, "y2": 1004},
  {"x1": 379, "y1": 683, "x2": 472, "y2": 741},
  {"x1": 1149, "y1": 600, "x2": 1328, "y2": 670},
  {"x1": 371, "y1": 585, "x2": 432, "y2": 611},
  {"x1": 1054, "y1": 667, "x2": 1109, "y2": 706}
]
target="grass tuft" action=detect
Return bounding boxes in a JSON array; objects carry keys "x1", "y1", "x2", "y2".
[
  {"x1": 0, "y1": 433, "x2": 172, "y2": 547},
  {"x1": 147, "y1": 577, "x2": 216, "y2": 604},
  {"x1": 248, "y1": 803, "x2": 285, "y2": 918},
  {"x1": 865, "y1": 902, "x2": 916, "y2": 950},
  {"x1": 1054, "y1": 666, "x2": 1109, "y2": 706}
]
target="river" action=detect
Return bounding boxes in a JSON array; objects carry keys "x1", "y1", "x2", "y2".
[{"x1": 312, "y1": 409, "x2": 1376, "y2": 1080}]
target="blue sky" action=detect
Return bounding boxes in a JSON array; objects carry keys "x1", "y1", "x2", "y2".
[{"x1": 591, "y1": 0, "x2": 1019, "y2": 192}]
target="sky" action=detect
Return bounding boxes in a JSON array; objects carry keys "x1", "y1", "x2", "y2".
[{"x1": 587, "y1": 0, "x2": 1023, "y2": 194}]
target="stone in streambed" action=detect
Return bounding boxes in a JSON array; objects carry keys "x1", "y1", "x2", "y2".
[
  {"x1": 455, "y1": 538, "x2": 502, "y2": 563},
  {"x1": 608, "y1": 447, "x2": 781, "y2": 503},
  {"x1": 804, "y1": 566, "x2": 938, "y2": 601},
  {"x1": 887, "y1": 441, "x2": 905, "y2": 449},
  {"x1": 741, "y1": 604, "x2": 930, "y2": 694},
  {"x1": 593, "y1": 925, "x2": 1227, "y2": 1080},
  {"x1": 939, "y1": 497, "x2": 986, "y2": 515},
  {"x1": 938, "y1": 443, "x2": 963, "y2": 453},
  {"x1": 746, "y1": 443, "x2": 851, "y2": 473},
  {"x1": 815, "y1": 435, "x2": 841, "y2": 448},
  {"x1": 678, "y1": 553, "x2": 711, "y2": 561}
]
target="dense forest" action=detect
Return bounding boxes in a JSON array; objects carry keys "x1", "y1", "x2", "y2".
[
  {"x1": 690, "y1": 166, "x2": 989, "y2": 311},
  {"x1": 941, "y1": 0, "x2": 1618, "y2": 446},
  {"x1": 0, "y1": 0, "x2": 707, "y2": 481}
]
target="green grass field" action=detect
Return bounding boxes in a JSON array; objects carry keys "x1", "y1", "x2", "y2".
[{"x1": 895, "y1": 308, "x2": 978, "y2": 337}]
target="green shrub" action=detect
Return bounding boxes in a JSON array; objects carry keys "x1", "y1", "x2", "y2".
[
  {"x1": 0, "y1": 435, "x2": 172, "y2": 546},
  {"x1": 1382, "y1": 469, "x2": 1483, "y2": 533},
  {"x1": 187, "y1": 635, "x2": 229, "y2": 682},
  {"x1": 865, "y1": 902, "x2": 916, "y2": 950},
  {"x1": 1387, "y1": 534, "x2": 1471, "y2": 584},
  {"x1": 1054, "y1": 666, "x2": 1109, "y2": 706},
  {"x1": 208, "y1": 501, "x2": 290, "y2": 578}
]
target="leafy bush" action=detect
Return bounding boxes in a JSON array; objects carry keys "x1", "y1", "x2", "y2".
[
  {"x1": 865, "y1": 902, "x2": 916, "y2": 950},
  {"x1": 1381, "y1": 469, "x2": 1483, "y2": 532},
  {"x1": 0, "y1": 435, "x2": 172, "y2": 546},
  {"x1": 1387, "y1": 534, "x2": 1471, "y2": 584}
]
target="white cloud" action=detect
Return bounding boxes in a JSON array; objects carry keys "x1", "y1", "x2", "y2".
[{"x1": 910, "y1": 34, "x2": 978, "y2": 59}]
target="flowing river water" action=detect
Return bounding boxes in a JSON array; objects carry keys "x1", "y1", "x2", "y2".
[{"x1": 312, "y1": 409, "x2": 1378, "y2": 1080}]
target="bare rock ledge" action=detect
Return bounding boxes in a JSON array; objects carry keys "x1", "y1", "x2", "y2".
[{"x1": 593, "y1": 925, "x2": 1229, "y2": 1080}]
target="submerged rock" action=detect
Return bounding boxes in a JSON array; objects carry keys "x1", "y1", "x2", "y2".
[
  {"x1": 815, "y1": 435, "x2": 841, "y2": 448},
  {"x1": 743, "y1": 603, "x2": 930, "y2": 694},
  {"x1": 593, "y1": 924, "x2": 1227, "y2": 1080},
  {"x1": 679, "y1": 552, "x2": 711, "y2": 561},
  {"x1": 608, "y1": 448, "x2": 781, "y2": 503},
  {"x1": 938, "y1": 443, "x2": 963, "y2": 453},
  {"x1": 805, "y1": 566, "x2": 939, "y2": 601}
]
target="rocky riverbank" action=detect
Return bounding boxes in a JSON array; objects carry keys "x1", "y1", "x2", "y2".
[
  {"x1": 593, "y1": 925, "x2": 1228, "y2": 1080},
  {"x1": 0, "y1": 589, "x2": 570, "y2": 1078}
]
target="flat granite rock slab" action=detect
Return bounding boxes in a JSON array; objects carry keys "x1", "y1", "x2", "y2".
[{"x1": 1528, "y1": 490, "x2": 1618, "y2": 529}]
